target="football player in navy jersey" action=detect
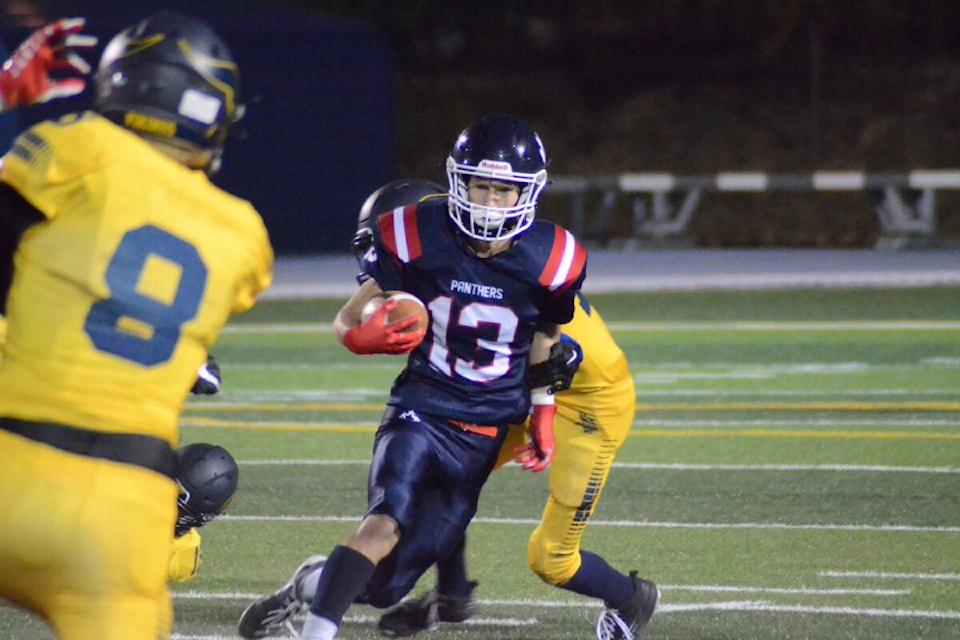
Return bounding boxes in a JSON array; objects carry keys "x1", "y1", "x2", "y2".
[{"x1": 238, "y1": 114, "x2": 587, "y2": 640}]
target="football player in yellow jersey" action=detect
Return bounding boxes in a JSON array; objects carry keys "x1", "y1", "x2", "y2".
[{"x1": 0, "y1": 12, "x2": 272, "y2": 640}]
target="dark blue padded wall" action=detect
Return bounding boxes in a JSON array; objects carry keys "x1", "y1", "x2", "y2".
[
  {"x1": 0, "y1": 38, "x2": 15, "y2": 154},
  {"x1": 1, "y1": 2, "x2": 396, "y2": 254}
]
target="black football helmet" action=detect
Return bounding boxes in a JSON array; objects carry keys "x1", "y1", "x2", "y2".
[
  {"x1": 94, "y1": 10, "x2": 243, "y2": 173},
  {"x1": 174, "y1": 443, "x2": 239, "y2": 536},
  {"x1": 446, "y1": 113, "x2": 549, "y2": 242},
  {"x1": 352, "y1": 179, "x2": 445, "y2": 283}
]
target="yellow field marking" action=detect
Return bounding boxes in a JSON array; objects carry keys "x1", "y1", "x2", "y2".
[
  {"x1": 636, "y1": 401, "x2": 960, "y2": 412},
  {"x1": 181, "y1": 417, "x2": 376, "y2": 432},
  {"x1": 183, "y1": 402, "x2": 383, "y2": 412},
  {"x1": 630, "y1": 429, "x2": 960, "y2": 440},
  {"x1": 180, "y1": 418, "x2": 960, "y2": 440},
  {"x1": 223, "y1": 320, "x2": 960, "y2": 333},
  {"x1": 184, "y1": 400, "x2": 960, "y2": 414}
]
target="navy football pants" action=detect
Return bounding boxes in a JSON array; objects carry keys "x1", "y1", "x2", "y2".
[{"x1": 357, "y1": 406, "x2": 509, "y2": 608}]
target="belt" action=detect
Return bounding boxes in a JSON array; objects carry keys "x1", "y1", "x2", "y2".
[
  {"x1": 448, "y1": 419, "x2": 499, "y2": 438},
  {"x1": 0, "y1": 417, "x2": 176, "y2": 479}
]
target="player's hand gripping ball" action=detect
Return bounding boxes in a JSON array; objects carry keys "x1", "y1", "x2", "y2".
[
  {"x1": 360, "y1": 291, "x2": 429, "y2": 333},
  {"x1": 343, "y1": 290, "x2": 428, "y2": 355}
]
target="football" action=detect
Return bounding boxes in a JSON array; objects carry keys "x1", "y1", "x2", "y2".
[{"x1": 360, "y1": 290, "x2": 429, "y2": 333}]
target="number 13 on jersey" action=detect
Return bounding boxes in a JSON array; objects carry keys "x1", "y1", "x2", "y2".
[{"x1": 427, "y1": 296, "x2": 519, "y2": 383}]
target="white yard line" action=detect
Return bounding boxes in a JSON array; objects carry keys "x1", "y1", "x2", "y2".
[
  {"x1": 233, "y1": 458, "x2": 959, "y2": 474},
  {"x1": 221, "y1": 320, "x2": 960, "y2": 334},
  {"x1": 821, "y1": 571, "x2": 960, "y2": 581},
  {"x1": 217, "y1": 514, "x2": 960, "y2": 533},
  {"x1": 168, "y1": 597, "x2": 960, "y2": 640}
]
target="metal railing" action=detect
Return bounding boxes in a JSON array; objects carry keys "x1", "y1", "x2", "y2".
[{"x1": 549, "y1": 170, "x2": 960, "y2": 249}]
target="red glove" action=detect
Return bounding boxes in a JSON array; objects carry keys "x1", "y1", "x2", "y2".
[
  {"x1": 0, "y1": 18, "x2": 97, "y2": 112},
  {"x1": 342, "y1": 299, "x2": 426, "y2": 355},
  {"x1": 514, "y1": 393, "x2": 557, "y2": 472}
]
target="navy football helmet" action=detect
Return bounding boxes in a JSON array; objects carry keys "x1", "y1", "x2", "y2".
[
  {"x1": 94, "y1": 10, "x2": 243, "y2": 173},
  {"x1": 352, "y1": 179, "x2": 445, "y2": 282},
  {"x1": 174, "y1": 443, "x2": 239, "y2": 536},
  {"x1": 446, "y1": 113, "x2": 549, "y2": 241}
]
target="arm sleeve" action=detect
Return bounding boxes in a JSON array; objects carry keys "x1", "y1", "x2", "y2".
[
  {"x1": 364, "y1": 219, "x2": 406, "y2": 291},
  {"x1": 540, "y1": 276, "x2": 585, "y2": 326}
]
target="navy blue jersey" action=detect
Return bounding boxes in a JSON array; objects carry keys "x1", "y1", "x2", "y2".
[{"x1": 362, "y1": 197, "x2": 587, "y2": 425}]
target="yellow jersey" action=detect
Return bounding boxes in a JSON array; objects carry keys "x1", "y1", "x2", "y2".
[
  {"x1": 0, "y1": 112, "x2": 273, "y2": 445},
  {"x1": 558, "y1": 292, "x2": 634, "y2": 418}
]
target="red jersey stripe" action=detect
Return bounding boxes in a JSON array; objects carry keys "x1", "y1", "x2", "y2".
[
  {"x1": 538, "y1": 226, "x2": 586, "y2": 291},
  {"x1": 377, "y1": 204, "x2": 423, "y2": 263}
]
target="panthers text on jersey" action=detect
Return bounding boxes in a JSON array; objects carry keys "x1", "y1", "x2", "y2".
[
  {"x1": 0, "y1": 111, "x2": 273, "y2": 445},
  {"x1": 363, "y1": 196, "x2": 587, "y2": 425}
]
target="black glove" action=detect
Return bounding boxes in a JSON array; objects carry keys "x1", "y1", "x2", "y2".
[
  {"x1": 190, "y1": 354, "x2": 222, "y2": 395},
  {"x1": 527, "y1": 338, "x2": 583, "y2": 392}
]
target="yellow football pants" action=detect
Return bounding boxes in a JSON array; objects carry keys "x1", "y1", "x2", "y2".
[
  {"x1": 0, "y1": 430, "x2": 177, "y2": 640},
  {"x1": 498, "y1": 373, "x2": 635, "y2": 585}
]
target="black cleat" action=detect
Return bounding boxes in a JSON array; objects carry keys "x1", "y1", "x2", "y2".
[
  {"x1": 595, "y1": 572, "x2": 659, "y2": 640},
  {"x1": 238, "y1": 555, "x2": 327, "y2": 639},
  {"x1": 378, "y1": 581, "x2": 477, "y2": 637}
]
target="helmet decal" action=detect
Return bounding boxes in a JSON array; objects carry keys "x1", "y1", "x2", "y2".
[
  {"x1": 177, "y1": 39, "x2": 238, "y2": 115},
  {"x1": 94, "y1": 11, "x2": 242, "y2": 171},
  {"x1": 178, "y1": 89, "x2": 222, "y2": 125}
]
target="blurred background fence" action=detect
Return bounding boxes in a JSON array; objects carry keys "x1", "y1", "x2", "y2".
[{"x1": 3, "y1": 0, "x2": 960, "y2": 253}]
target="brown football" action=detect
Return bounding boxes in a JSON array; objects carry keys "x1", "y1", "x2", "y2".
[{"x1": 361, "y1": 290, "x2": 429, "y2": 333}]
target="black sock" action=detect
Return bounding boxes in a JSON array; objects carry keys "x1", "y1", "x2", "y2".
[
  {"x1": 559, "y1": 550, "x2": 634, "y2": 606},
  {"x1": 436, "y1": 536, "x2": 471, "y2": 597},
  {"x1": 309, "y1": 545, "x2": 376, "y2": 624}
]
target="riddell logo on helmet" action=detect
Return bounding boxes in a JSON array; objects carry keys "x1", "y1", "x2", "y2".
[{"x1": 478, "y1": 160, "x2": 511, "y2": 172}]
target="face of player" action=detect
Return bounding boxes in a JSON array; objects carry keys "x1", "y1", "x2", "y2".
[{"x1": 467, "y1": 177, "x2": 521, "y2": 209}]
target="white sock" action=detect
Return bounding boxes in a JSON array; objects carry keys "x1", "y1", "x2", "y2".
[
  {"x1": 299, "y1": 566, "x2": 323, "y2": 602},
  {"x1": 300, "y1": 612, "x2": 338, "y2": 640}
]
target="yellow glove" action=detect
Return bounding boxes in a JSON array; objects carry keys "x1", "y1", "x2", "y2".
[{"x1": 169, "y1": 528, "x2": 202, "y2": 582}]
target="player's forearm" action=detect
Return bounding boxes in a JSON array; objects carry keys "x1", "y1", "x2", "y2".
[
  {"x1": 334, "y1": 278, "x2": 383, "y2": 344},
  {"x1": 530, "y1": 324, "x2": 560, "y2": 364},
  {"x1": 529, "y1": 324, "x2": 560, "y2": 395}
]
